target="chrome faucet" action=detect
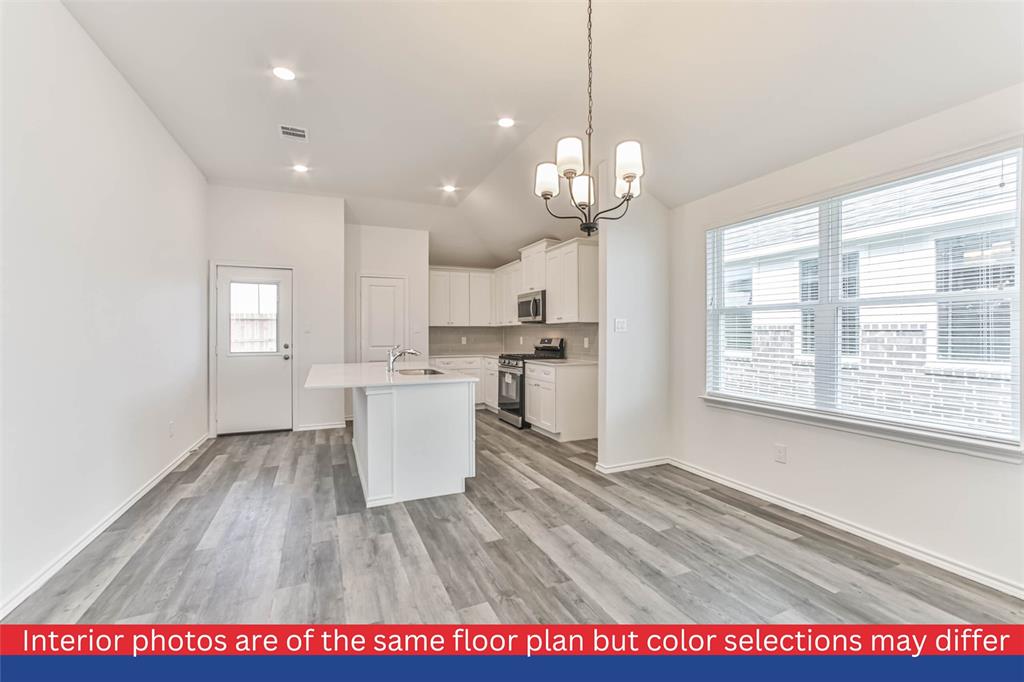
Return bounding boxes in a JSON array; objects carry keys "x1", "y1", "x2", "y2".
[{"x1": 387, "y1": 345, "x2": 421, "y2": 373}]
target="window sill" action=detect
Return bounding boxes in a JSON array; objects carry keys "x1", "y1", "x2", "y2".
[{"x1": 700, "y1": 393, "x2": 1022, "y2": 464}]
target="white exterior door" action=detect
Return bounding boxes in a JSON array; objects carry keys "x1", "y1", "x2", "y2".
[
  {"x1": 216, "y1": 266, "x2": 293, "y2": 434},
  {"x1": 360, "y1": 276, "x2": 407, "y2": 361}
]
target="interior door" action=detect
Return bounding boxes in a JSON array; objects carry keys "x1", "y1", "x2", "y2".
[
  {"x1": 216, "y1": 266, "x2": 293, "y2": 434},
  {"x1": 360, "y1": 276, "x2": 407, "y2": 361}
]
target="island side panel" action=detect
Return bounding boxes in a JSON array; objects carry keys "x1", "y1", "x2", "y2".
[
  {"x1": 392, "y1": 382, "x2": 475, "y2": 502},
  {"x1": 350, "y1": 386, "x2": 370, "y2": 502},
  {"x1": 363, "y1": 386, "x2": 396, "y2": 505}
]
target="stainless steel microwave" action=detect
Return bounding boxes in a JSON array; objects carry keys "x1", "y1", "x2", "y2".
[{"x1": 517, "y1": 290, "x2": 545, "y2": 323}]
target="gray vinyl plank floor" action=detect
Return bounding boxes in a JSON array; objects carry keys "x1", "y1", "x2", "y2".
[{"x1": 6, "y1": 413, "x2": 1022, "y2": 624}]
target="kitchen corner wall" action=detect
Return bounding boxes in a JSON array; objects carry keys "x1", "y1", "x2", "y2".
[{"x1": 428, "y1": 323, "x2": 599, "y2": 358}]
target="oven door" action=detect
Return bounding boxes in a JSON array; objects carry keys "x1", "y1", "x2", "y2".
[{"x1": 497, "y1": 366, "x2": 526, "y2": 428}]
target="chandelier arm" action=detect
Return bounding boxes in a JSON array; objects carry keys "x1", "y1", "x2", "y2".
[
  {"x1": 595, "y1": 198, "x2": 633, "y2": 222},
  {"x1": 591, "y1": 196, "x2": 630, "y2": 221},
  {"x1": 565, "y1": 176, "x2": 590, "y2": 218},
  {"x1": 544, "y1": 199, "x2": 585, "y2": 223}
]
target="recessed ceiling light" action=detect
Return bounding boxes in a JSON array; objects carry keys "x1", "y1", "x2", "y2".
[
  {"x1": 442, "y1": 185, "x2": 456, "y2": 193},
  {"x1": 498, "y1": 117, "x2": 515, "y2": 128},
  {"x1": 273, "y1": 66, "x2": 296, "y2": 81},
  {"x1": 293, "y1": 164, "x2": 309, "y2": 173}
]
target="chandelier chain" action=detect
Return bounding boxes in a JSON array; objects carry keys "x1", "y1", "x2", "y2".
[{"x1": 586, "y1": 0, "x2": 593, "y2": 174}]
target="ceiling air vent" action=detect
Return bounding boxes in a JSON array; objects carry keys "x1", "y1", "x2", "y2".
[{"x1": 279, "y1": 124, "x2": 308, "y2": 142}]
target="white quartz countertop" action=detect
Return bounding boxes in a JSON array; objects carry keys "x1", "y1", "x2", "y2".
[
  {"x1": 305, "y1": 361, "x2": 479, "y2": 390},
  {"x1": 525, "y1": 358, "x2": 598, "y2": 367}
]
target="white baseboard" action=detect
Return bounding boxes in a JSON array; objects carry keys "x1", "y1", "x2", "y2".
[
  {"x1": 596, "y1": 456, "x2": 672, "y2": 474},
  {"x1": 662, "y1": 458, "x2": 1024, "y2": 600},
  {"x1": 293, "y1": 422, "x2": 347, "y2": 432},
  {"x1": 0, "y1": 433, "x2": 210, "y2": 619}
]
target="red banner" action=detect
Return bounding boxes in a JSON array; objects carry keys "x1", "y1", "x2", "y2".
[{"x1": 2, "y1": 624, "x2": 1022, "y2": 657}]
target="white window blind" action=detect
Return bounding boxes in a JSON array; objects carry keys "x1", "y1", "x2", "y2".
[{"x1": 706, "y1": 148, "x2": 1021, "y2": 446}]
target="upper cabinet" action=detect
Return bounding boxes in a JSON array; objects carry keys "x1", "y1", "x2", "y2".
[
  {"x1": 428, "y1": 270, "x2": 451, "y2": 325},
  {"x1": 429, "y1": 268, "x2": 492, "y2": 326},
  {"x1": 492, "y1": 261, "x2": 522, "y2": 326},
  {"x1": 545, "y1": 239, "x2": 598, "y2": 324},
  {"x1": 519, "y1": 239, "x2": 560, "y2": 293},
  {"x1": 468, "y1": 271, "x2": 492, "y2": 326},
  {"x1": 430, "y1": 237, "x2": 596, "y2": 327}
]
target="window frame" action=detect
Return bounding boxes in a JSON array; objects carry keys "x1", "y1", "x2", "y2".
[{"x1": 703, "y1": 145, "x2": 1023, "y2": 458}]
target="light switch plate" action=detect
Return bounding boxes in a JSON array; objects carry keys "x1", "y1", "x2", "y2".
[
  {"x1": 614, "y1": 318, "x2": 628, "y2": 333},
  {"x1": 583, "y1": 337, "x2": 590, "y2": 349}
]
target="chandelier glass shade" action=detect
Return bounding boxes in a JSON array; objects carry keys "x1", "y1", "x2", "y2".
[{"x1": 533, "y1": 0, "x2": 644, "y2": 236}]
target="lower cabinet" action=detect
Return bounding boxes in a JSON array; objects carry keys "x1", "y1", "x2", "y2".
[
  {"x1": 523, "y1": 362, "x2": 597, "y2": 441},
  {"x1": 524, "y1": 379, "x2": 555, "y2": 431},
  {"x1": 431, "y1": 356, "x2": 487, "y2": 406},
  {"x1": 484, "y1": 357, "x2": 499, "y2": 410}
]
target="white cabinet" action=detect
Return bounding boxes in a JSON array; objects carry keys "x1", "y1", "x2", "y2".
[
  {"x1": 430, "y1": 268, "x2": 492, "y2": 326},
  {"x1": 429, "y1": 270, "x2": 451, "y2": 326},
  {"x1": 544, "y1": 239, "x2": 598, "y2": 324},
  {"x1": 523, "y1": 362, "x2": 597, "y2": 441},
  {"x1": 484, "y1": 358, "x2": 499, "y2": 410},
  {"x1": 492, "y1": 261, "x2": 522, "y2": 326},
  {"x1": 430, "y1": 356, "x2": 484, "y2": 404},
  {"x1": 519, "y1": 239, "x2": 558, "y2": 293},
  {"x1": 469, "y1": 272, "x2": 492, "y2": 326},
  {"x1": 525, "y1": 378, "x2": 555, "y2": 431},
  {"x1": 450, "y1": 271, "x2": 470, "y2": 326}
]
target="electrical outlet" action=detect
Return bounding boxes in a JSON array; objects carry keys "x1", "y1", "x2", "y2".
[
  {"x1": 519, "y1": 336, "x2": 523, "y2": 345},
  {"x1": 583, "y1": 337, "x2": 590, "y2": 349},
  {"x1": 168, "y1": 421, "x2": 175, "y2": 439},
  {"x1": 461, "y1": 336, "x2": 467, "y2": 345},
  {"x1": 614, "y1": 318, "x2": 628, "y2": 333},
  {"x1": 773, "y1": 443, "x2": 788, "y2": 464}
]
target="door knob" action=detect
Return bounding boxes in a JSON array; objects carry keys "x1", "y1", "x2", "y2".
[
  {"x1": 283, "y1": 354, "x2": 291, "y2": 360},
  {"x1": 283, "y1": 343, "x2": 290, "y2": 349}
]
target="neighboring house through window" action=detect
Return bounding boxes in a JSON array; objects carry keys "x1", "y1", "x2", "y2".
[
  {"x1": 936, "y1": 229, "x2": 1015, "y2": 363},
  {"x1": 799, "y1": 253, "x2": 860, "y2": 356},
  {"x1": 723, "y1": 266, "x2": 752, "y2": 351},
  {"x1": 705, "y1": 148, "x2": 1021, "y2": 446}
]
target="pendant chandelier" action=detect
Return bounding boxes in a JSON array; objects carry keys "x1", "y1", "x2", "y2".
[{"x1": 533, "y1": 0, "x2": 644, "y2": 236}]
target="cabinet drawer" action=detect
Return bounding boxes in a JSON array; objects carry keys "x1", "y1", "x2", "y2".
[
  {"x1": 434, "y1": 357, "x2": 482, "y2": 369},
  {"x1": 484, "y1": 357, "x2": 499, "y2": 370},
  {"x1": 525, "y1": 364, "x2": 555, "y2": 381}
]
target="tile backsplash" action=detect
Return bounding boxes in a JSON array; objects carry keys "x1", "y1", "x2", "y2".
[
  {"x1": 429, "y1": 327, "x2": 503, "y2": 356},
  {"x1": 429, "y1": 323, "x2": 599, "y2": 359},
  {"x1": 502, "y1": 323, "x2": 598, "y2": 359}
]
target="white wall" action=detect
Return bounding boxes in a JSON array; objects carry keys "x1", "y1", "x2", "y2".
[
  {"x1": 598, "y1": 162, "x2": 673, "y2": 471},
  {"x1": 343, "y1": 223, "x2": 429, "y2": 417},
  {"x1": 671, "y1": 84, "x2": 1024, "y2": 595},
  {"x1": 0, "y1": 1, "x2": 209, "y2": 611},
  {"x1": 207, "y1": 185, "x2": 345, "y2": 431}
]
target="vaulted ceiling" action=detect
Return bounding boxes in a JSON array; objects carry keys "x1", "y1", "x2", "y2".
[{"x1": 65, "y1": 0, "x2": 1024, "y2": 266}]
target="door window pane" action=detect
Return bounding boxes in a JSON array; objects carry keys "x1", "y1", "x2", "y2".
[{"x1": 230, "y1": 282, "x2": 278, "y2": 353}]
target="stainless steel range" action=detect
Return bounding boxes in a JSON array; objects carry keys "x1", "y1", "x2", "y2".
[{"x1": 497, "y1": 337, "x2": 565, "y2": 428}]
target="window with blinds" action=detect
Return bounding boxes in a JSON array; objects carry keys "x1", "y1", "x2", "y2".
[{"x1": 706, "y1": 148, "x2": 1021, "y2": 445}]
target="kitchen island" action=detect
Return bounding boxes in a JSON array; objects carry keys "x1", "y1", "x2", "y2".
[{"x1": 305, "y1": 361, "x2": 478, "y2": 507}]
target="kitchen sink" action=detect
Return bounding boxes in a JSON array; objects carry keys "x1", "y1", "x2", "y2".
[{"x1": 397, "y1": 368, "x2": 443, "y2": 376}]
